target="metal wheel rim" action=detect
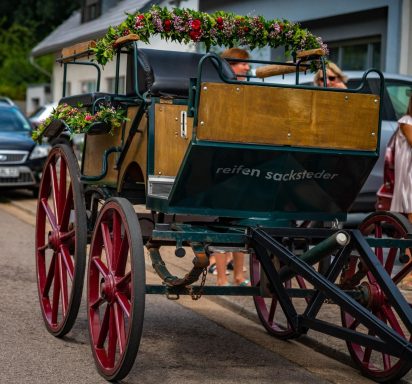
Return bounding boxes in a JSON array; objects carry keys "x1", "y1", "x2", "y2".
[
  {"x1": 87, "y1": 197, "x2": 145, "y2": 381},
  {"x1": 250, "y1": 252, "x2": 305, "y2": 339},
  {"x1": 342, "y1": 212, "x2": 412, "y2": 381},
  {"x1": 35, "y1": 144, "x2": 87, "y2": 336}
]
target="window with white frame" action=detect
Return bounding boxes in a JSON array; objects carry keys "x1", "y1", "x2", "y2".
[
  {"x1": 328, "y1": 37, "x2": 381, "y2": 71},
  {"x1": 107, "y1": 76, "x2": 125, "y2": 94},
  {"x1": 81, "y1": 80, "x2": 97, "y2": 94},
  {"x1": 81, "y1": 0, "x2": 101, "y2": 23}
]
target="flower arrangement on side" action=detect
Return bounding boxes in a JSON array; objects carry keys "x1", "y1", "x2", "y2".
[
  {"x1": 93, "y1": 5, "x2": 327, "y2": 65},
  {"x1": 32, "y1": 103, "x2": 128, "y2": 143}
]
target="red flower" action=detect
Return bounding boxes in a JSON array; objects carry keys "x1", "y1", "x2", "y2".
[
  {"x1": 85, "y1": 115, "x2": 93, "y2": 121},
  {"x1": 164, "y1": 19, "x2": 171, "y2": 31},
  {"x1": 216, "y1": 16, "x2": 223, "y2": 24},
  {"x1": 191, "y1": 19, "x2": 202, "y2": 30},
  {"x1": 138, "y1": 14, "x2": 145, "y2": 20},
  {"x1": 122, "y1": 29, "x2": 130, "y2": 36},
  {"x1": 243, "y1": 26, "x2": 250, "y2": 33}
]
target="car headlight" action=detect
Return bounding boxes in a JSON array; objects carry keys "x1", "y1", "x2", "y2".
[{"x1": 29, "y1": 144, "x2": 51, "y2": 160}]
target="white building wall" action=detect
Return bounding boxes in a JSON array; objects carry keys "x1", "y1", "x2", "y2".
[
  {"x1": 26, "y1": 84, "x2": 51, "y2": 115},
  {"x1": 201, "y1": 0, "x2": 407, "y2": 74},
  {"x1": 52, "y1": 0, "x2": 200, "y2": 100}
]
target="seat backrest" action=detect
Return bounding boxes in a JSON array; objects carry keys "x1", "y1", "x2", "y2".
[{"x1": 126, "y1": 49, "x2": 236, "y2": 98}]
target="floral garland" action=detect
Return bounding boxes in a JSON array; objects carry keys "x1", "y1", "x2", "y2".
[
  {"x1": 93, "y1": 5, "x2": 327, "y2": 65},
  {"x1": 32, "y1": 103, "x2": 128, "y2": 143}
]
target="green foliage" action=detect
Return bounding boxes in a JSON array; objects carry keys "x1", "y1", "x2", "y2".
[
  {"x1": 0, "y1": 1, "x2": 81, "y2": 100},
  {"x1": 32, "y1": 103, "x2": 129, "y2": 143},
  {"x1": 93, "y1": 5, "x2": 328, "y2": 65}
]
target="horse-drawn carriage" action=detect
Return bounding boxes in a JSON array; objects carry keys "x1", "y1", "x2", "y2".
[{"x1": 34, "y1": 8, "x2": 412, "y2": 382}]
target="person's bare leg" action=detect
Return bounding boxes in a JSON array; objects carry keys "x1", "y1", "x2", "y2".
[
  {"x1": 233, "y1": 252, "x2": 249, "y2": 285},
  {"x1": 215, "y1": 253, "x2": 228, "y2": 286}
]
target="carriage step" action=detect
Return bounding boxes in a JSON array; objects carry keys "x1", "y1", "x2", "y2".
[{"x1": 148, "y1": 175, "x2": 174, "y2": 199}]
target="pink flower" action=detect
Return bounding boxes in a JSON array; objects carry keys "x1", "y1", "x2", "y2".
[{"x1": 85, "y1": 115, "x2": 93, "y2": 121}]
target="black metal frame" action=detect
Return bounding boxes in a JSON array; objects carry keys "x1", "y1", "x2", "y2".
[{"x1": 250, "y1": 227, "x2": 412, "y2": 360}]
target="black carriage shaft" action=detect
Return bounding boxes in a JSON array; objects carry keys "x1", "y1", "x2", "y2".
[{"x1": 250, "y1": 227, "x2": 412, "y2": 361}]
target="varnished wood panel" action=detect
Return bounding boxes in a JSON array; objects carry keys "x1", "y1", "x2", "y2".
[
  {"x1": 154, "y1": 104, "x2": 193, "y2": 176},
  {"x1": 83, "y1": 124, "x2": 123, "y2": 185},
  {"x1": 118, "y1": 107, "x2": 148, "y2": 187},
  {"x1": 61, "y1": 40, "x2": 96, "y2": 62},
  {"x1": 197, "y1": 83, "x2": 380, "y2": 151}
]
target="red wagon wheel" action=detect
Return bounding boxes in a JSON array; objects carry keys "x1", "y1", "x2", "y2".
[
  {"x1": 35, "y1": 144, "x2": 87, "y2": 336},
  {"x1": 341, "y1": 211, "x2": 412, "y2": 382},
  {"x1": 88, "y1": 197, "x2": 145, "y2": 381},
  {"x1": 250, "y1": 251, "x2": 306, "y2": 339}
]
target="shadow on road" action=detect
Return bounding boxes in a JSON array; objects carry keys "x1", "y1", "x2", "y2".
[{"x1": 0, "y1": 189, "x2": 36, "y2": 202}]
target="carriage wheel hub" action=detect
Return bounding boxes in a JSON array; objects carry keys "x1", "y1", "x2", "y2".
[
  {"x1": 360, "y1": 281, "x2": 385, "y2": 310},
  {"x1": 48, "y1": 230, "x2": 62, "y2": 251},
  {"x1": 101, "y1": 274, "x2": 117, "y2": 303}
]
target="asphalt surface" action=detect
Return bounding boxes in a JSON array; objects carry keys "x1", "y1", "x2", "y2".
[
  {"x1": 0, "y1": 204, "x2": 338, "y2": 384},
  {"x1": 1, "y1": 190, "x2": 411, "y2": 383}
]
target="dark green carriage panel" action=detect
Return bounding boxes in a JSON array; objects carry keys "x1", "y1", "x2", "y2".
[{"x1": 151, "y1": 142, "x2": 377, "y2": 220}]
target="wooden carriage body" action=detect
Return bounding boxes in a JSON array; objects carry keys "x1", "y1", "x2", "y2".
[
  {"x1": 34, "y1": 34, "x2": 412, "y2": 384},
  {"x1": 56, "y1": 42, "x2": 382, "y2": 223}
]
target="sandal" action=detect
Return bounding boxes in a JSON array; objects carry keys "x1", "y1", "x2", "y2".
[
  {"x1": 208, "y1": 263, "x2": 217, "y2": 274},
  {"x1": 238, "y1": 279, "x2": 251, "y2": 287},
  {"x1": 208, "y1": 263, "x2": 229, "y2": 275},
  {"x1": 226, "y1": 260, "x2": 247, "y2": 272}
]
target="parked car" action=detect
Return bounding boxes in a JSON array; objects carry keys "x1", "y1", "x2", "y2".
[
  {"x1": 0, "y1": 101, "x2": 51, "y2": 196},
  {"x1": 262, "y1": 70, "x2": 412, "y2": 213},
  {"x1": 0, "y1": 96, "x2": 14, "y2": 106},
  {"x1": 28, "y1": 102, "x2": 58, "y2": 128}
]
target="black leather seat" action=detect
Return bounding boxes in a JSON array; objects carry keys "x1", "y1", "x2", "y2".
[
  {"x1": 126, "y1": 49, "x2": 236, "y2": 98},
  {"x1": 59, "y1": 92, "x2": 112, "y2": 108}
]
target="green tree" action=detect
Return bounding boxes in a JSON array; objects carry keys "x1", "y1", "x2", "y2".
[{"x1": 0, "y1": 1, "x2": 81, "y2": 99}]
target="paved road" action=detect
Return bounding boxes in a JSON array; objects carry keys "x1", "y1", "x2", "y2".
[
  {"x1": 0, "y1": 206, "x2": 340, "y2": 384},
  {"x1": 1, "y1": 190, "x2": 411, "y2": 383}
]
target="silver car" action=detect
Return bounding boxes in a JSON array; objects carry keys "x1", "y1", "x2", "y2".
[{"x1": 259, "y1": 70, "x2": 412, "y2": 213}]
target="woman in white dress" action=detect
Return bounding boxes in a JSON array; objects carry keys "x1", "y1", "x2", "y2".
[{"x1": 390, "y1": 92, "x2": 412, "y2": 289}]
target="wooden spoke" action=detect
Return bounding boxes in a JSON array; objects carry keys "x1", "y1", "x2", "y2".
[
  {"x1": 115, "y1": 292, "x2": 131, "y2": 318},
  {"x1": 60, "y1": 246, "x2": 74, "y2": 281},
  {"x1": 41, "y1": 198, "x2": 58, "y2": 231},
  {"x1": 92, "y1": 256, "x2": 110, "y2": 279}
]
